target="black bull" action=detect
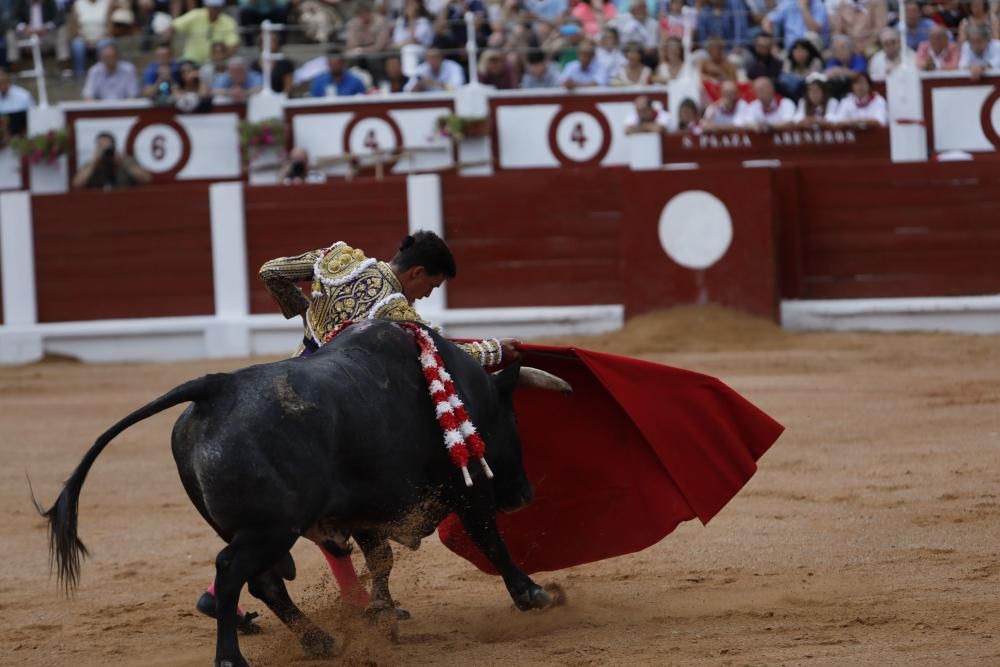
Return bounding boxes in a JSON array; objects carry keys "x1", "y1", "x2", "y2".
[{"x1": 38, "y1": 320, "x2": 573, "y2": 667}]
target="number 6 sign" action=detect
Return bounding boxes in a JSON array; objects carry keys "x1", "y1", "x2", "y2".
[{"x1": 127, "y1": 121, "x2": 191, "y2": 177}]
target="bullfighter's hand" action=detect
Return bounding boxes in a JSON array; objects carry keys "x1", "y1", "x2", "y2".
[{"x1": 500, "y1": 338, "x2": 522, "y2": 362}]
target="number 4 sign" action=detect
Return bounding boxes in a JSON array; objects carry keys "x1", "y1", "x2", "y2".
[{"x1": 551, "y1": 110, "x2": 608, "y2": 164}]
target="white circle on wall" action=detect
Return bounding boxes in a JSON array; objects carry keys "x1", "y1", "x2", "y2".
[
  {"x1": 132, "y1": 124, "x2": 184, "y2": 173},
  {"x1": 348, "y1": 117, "x2": 397, "y2": 156},
  {"x1": 658, "y1": 191, "x2": 733, "y2": 270},
  {"x1": 554, "y1": 111, "x2": 604, "y2": 162}
]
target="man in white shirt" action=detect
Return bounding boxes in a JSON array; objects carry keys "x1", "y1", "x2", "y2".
[
  {"x1": 613, "y1": 0, "x2": 660, "y2": 50},
  {"x1": 559, "y1": 39, "x2": 609, "y2": 88},
  {"x1": 0, "y1": 65, "x2": 35, "y2": 113},
  {"x1": 404, "y1": 47, "x2": 466, "y2": 92},
  {"x1": 737, "y1": 77, "x2": 795, "y2": 130},
  {"x1": 868, "y1": 28, "x2": 914, "y2": 81},
  {"x1": 959, "y1": 24, "x2": 1000, "y2": 80},
  {"x1": 703, "y1": 80, "x2": 749, "y2": 129},
  {"x1": 624, "y1": 95, "x2": 671, "y2": 134},
  {"x1": 831, "y1": 72, "x2": 887, "y2": 126}
]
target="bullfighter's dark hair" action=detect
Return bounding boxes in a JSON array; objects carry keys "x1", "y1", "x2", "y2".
[{"x1": 391, "y1": 230, "x2": 457, "y2": 278}]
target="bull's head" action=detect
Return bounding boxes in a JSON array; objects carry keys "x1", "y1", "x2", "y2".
[{"x1": 487, "y1": 364, "x2": 572, "y2": 513}]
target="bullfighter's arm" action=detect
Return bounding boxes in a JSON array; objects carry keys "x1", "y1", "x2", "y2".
[
  {"x1": 259, "y1": 250, "x2": 322, "y2": 319},
  {"x1": 374, "y1": 294, "x2": 504, "y2": 367}
]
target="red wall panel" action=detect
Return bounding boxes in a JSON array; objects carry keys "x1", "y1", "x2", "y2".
[
  {"x1": 32, "y1": 186, "x2": 214, "y2": 322},
  {"x1": 788, "y1": 161, "x2": 1000, "y2": 299},
  {"x1": 442, "y1": 170, "x2": 624, "y2": 308},
  {"x1": 244, "y1": 179, "x2": 409, "y2": 314}
]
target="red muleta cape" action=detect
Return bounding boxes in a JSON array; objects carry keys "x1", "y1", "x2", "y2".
[{"x1": 437, "y1": 344, "x2": 784, "y2": 575}]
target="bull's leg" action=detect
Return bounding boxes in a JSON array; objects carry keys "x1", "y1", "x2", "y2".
[
  {"x1": 455, "y1": 506, "x2": 552, "y2": 611},
  {"x1": 352, "y1": 531, "x2": 400, "y2": 641},
  {"x1": 247, "y1": 565, "x2": 338, "y2": 659},
  {"x1": 214, "y1": 531, "x2": 297, "y2": 667}
]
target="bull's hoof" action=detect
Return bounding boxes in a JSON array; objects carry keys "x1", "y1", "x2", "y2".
[
  {"x1": 365, "y1": 602, "x2": 400, "y2": 643},
  {"x1": 513, "y1": 584, "x2": 559, "y2": 611},
  {"x1": 300, "y1": 628, "x2": 339, "y2": 659}
]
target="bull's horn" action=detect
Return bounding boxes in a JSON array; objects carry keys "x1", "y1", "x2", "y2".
[{"x1": 518, "y1": 367, "x2": 573, "y2": 394}]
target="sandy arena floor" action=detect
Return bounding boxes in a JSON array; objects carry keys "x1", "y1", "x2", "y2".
[{"x1": 2, "y1": 307, "x2": 998, "y2": 666}]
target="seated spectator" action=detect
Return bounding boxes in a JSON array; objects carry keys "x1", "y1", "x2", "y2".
[
  {"x1": 831, "y1": 0, "x2": 887, "y2": 55},
  {"x1": 433, "y1": 0, "x2": 490, "y2": 55},
  {"x1": 780, "y1": 37, "x2": 823, "y2": 99},
  {"x1": 170, "y1": 0, "x2": 240, "y2": 66},
  {"x1": 737, "y1": 76, "x2": 796, "y2": 129},
  {"x1": 72, "y1": 132, "x2": 151, "y2": 190},
  {"x1": 652, "y1": 36, "x2": 686, "y2": 83},
  {"x1": 298, "y1": 0, "x2": 341, "y2": 44},
  {"x1": 479, "y1": 48, "x2": 516, "y2": 88},
  {"x1": 624, "y1": 94, "x2": 670, "y2": 134},
  {"x1": 700, "y1": 35, "x2": 741, "y2": 81},
  {"x1": 596, "y1": 26, "x2": 627, "y2": 74},
  {"x1": 612, "y1": 0, "x2": 659, "y2": 53},
  {"x1": 744, "y1": 31, "x2": 783, "y2": 82},
  {"x1": 0, "y1": 65, "x2": 35, "y2": 135},
  {"x1": 550, "y1": 20, "x2": 586, "y2": 67},
  {"x1": 405, "y1": 46, "x2": 466, "y2": 91},
  {"x1": 868, "y1": 28, "x2": 912, "y2": 81},
  {"x1": 572, "y1": 0, "x2": 616, "y2": 37},
  {"x1": 174, "y1": 59, "x2": 212, "y2": 112},
  {"x1": 830, "y1": 72, "x2": 886, "y2": 126},
  {"x1": 280, "y1": 147, "x2": 327, "y2": 184},
  {"x1": 199, "y1": 42, "x2": 229, "y2": 97},
  {"x1": 902, "y1": 1, "x2": 934, "y2": 51},
  {"x1": 959, "y1": 23, "x2": 1000, "y2": 79},
  {"x1": 933, "y1": 0, "x2": 965, "y2": 33},
  {"x1": 695, "y1": 0, "x2": 749, "y2": 51},
  {"x1": 702, "y1": 79, "x2": 748, "y2": 129},
  {"x1": 611, "y1": 41, "x2": 652, "y2": 84},
  {"x1": 825, "y1": 35, "x2": 865, "y2": 99},
  {"x1": 917, "y1": 23, "x2": 960, "y2": 71},
  {"x1": 377, "y1": 53, "x2": 410, "y2": 92},
  {"x1": 763, "y1": 0, "x2": 829, "y2": 52},
  {"x1": 83, "y1": 43, "x2": 138, "y2": 101},
  {"x1": 793, "y1": 74, "x2": 836, "y2": 125},
  {"x1": 238, "y1": 0, "x2": 288, "y2": 48},
  {"x1": 392, "y1": 0, "x2": 434, "y2": 48},
  {"x1": 674, "y1": 98, "x2": 702, "y2": 133},
  {"x1": 524, "y1": 0, "x2": 569, "y2": 26},
  {"x1": 345, "y1": 2, "x2": 391, "y2": 60},
  {"x1": 958, "y1": 0, "x2": 992, "y2": 44},
  {"x1": 143, "y1": 45, "x2": 180, "y2": 101},
  {"x1": 521, "y1": 49, "x2": 561, "y2": 88},
  {"x1": 8, "y1": 0, "x2": 70, "y2": 72},
  {"x1": 559, "y1": 38, "x2": 608, "y2": 88},
  {"x1": 254, "y1": 31, "x2": 295, "y2": 95},
  {"x1": 311, "y1": 48, "x2": 368, "y2": 96},
  {"x1": 659, "y1": 0, "x2": 687, "y2": 40},
  {"x1": 71, "y1": 0, "x2": 112, "y2": 79},
  {"x1": 212, "y1": 56, "x2": 263, "y2": 101},
  {"x1": 136, "y1": 0, "x2": 173, "y2": 51}
]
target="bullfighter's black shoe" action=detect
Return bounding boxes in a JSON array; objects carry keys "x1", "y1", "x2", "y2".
[{"x1": 196, "y1": 591, "x2": 262, "y2": 634}]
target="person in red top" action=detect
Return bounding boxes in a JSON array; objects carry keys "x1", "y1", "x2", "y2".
[{"x1": 916, "y1": 24, "x2": 961, "y2": 71}]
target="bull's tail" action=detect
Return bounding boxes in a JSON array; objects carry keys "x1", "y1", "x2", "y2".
[{"x1": 31, "y1": 373, "x2": 228, "y2": 594}]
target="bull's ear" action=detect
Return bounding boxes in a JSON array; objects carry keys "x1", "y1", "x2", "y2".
[{"x1": 492, "y1": 363, "x2": 522, "y2": 396}]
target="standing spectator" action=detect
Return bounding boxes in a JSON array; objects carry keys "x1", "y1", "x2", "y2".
[
  {"x1": 702, "y1": 79, "x2": 749, "y2": 129},
  {"x1": 959, "y1": 23, "x2": 1000, "y2": 78},
  {"x1": 346, "y1": 2, "x2": 391, "y2": 60},
  {"x1": 623, "y1": 93, "x2": 669, "y2": 133},
  {"x1": 652, "y1": 35, "x2": 686, "y2": 83},
  {"x1": 611, "y1": 40, "x2": 651, "y2": 84},
  {"x1": 902, "y1": 1, "x2": 934, "y2": 51},
  {"x1": 917, "y1": 23, "x2": 960, "y2": 71},
  {"x1": 377, "y1": 53, "x2": 410, "y2": 92},
  {"x1": 738, "y1": 76, "x2": 796, "y2": 129},
  {"x1": 212, "y1": 55, "x2": 263, "y2": 101},
  {"x1": 695, "y1": 0, "x2": 749, "y2": 51},
  {"x1": 830, "y1": 72, "x2": 886, "y2": 126},
  {"x1": 0, "y1": 65, "x2": 34, "y2": 136},
  {"x1": 958, "y1": 0, "x2": 992, "y2": 43},
  {"x1": 404, "y1": 46, "x2": 465, "y2": 90},
  {"x1": 311, "y1": 48, "x2": 368, "y2": 96},
  {"x1": 612, "y1": 0, "x2": 659, "y2": 52},
  {"x1": 72, "y1": 132, "x2": 151, "y2": 190},
  {"x1": 479, "y1": 48, "x2": 516, "y2": 88},
  {"x1": 745, "y1": 31, "x2": 783, "y2": 82},
  {"x1": 868, "y1": 28, "x2": 912, "y2": 81},
  {"x1": 558, "y1": 37, "x2": 608, "y2": 87},
  {"x1": 793, "y1": 75, "x2": 836, "y2": 124},
  {"x1": 824, "y1": 34, "x2": 865, "y2": 98},
  {"x1": 658, "y1": 0, "x2": 687, "y2": 40},
  {"x1": 392, "y1": 0, "x2": 434, "y2": 48},
  {"x1": 71, "y1": 0, "x2": 112, "y2": 79},
  {"x1": 142, "y1": 44, "x2": 179, "y2": 99},
  {"x1": 780, "y1": 36, "x2": 822, "y2": 98},
  {"x1": 170, "y1": 0, "x2": 240, "y2": 66},
  {"x1": 763, "y1": 0, "x2": 829, "y2": 51},
  {"x1": 520, "y1": 49, "x2": 561, "y2": 87},
  {"x1": 700, "y1": 35, "x2": 741, "y2": 81},
  {"x1": 82, "y1": 42, "x2": 138, "y2": 100},
  {"x1": 8, "y1": 0, "x2": 70, "y2": 71},
  {"x1": 238, "y1": 0, "x2": 288, "y2": 47},
  {"x1": 596, "y1": 26, "x2": 626, "y2": 73},
  {"x1": 572, "y1": 0, "x2": 616, "y2": 37},
  {"x1": 831, "y1": 0, "x2": 887, "y2": 55}
]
